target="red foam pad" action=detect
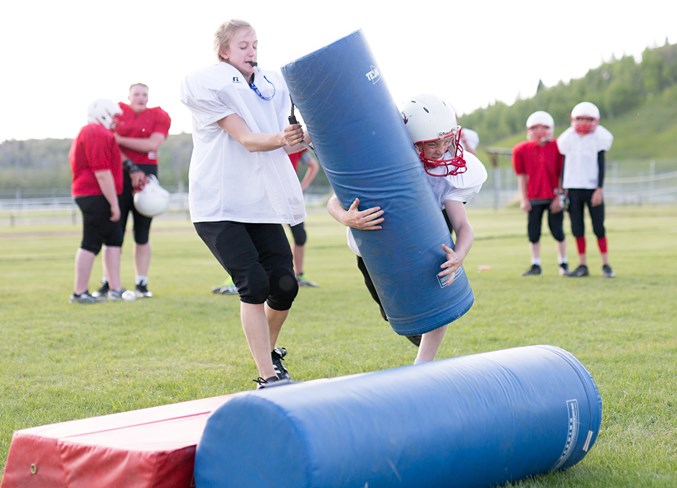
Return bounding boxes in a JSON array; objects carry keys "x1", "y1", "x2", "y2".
[{"x1": 1, "y1": 394, "x2": 238, "y2": 488}]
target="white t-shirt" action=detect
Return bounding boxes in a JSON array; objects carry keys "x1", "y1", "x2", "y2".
[
  {"x1": 346, "y1": 153, "x2": 487, "y2": 256},
  {"x1": 557, "y1": 125, "x2": 613, "y2": 189},
  {"x1": 180, "y1": 62, "x2": 306, "y2": 224}
]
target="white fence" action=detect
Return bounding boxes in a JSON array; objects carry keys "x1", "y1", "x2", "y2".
[{"x1": 2, "y1": 161, "x2": 676, "y2": 226}]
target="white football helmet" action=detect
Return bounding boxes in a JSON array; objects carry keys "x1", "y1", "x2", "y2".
[
  {"x1": 526, "y1": 111, "x2": 554, "y2": 129},
  {"x1": 526, "y1": 111, "x2": 554, "y2": 142},
  {"x1": 133, "y1": 175, "x2": 170, "y2": 217},
  {"x1": 400, "y1": 94, "x2": 466, "y2": 177},
  {"x1": 571, "y1": 102, "x2": 600, "y2": 135},
  {"x1": 571, "y1": 102, "x2": 600, "y2": 119},
  {"x1": 87, "y1": 99, "x2": 122, "y2": 130}
]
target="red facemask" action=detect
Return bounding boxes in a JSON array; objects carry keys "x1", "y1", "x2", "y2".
[
  {"x1": 573, "y1": 119, "x2": 598, "y2": 135},
  {"x1": 418, "y1": 127, "x2": 467, "y2": 177}
]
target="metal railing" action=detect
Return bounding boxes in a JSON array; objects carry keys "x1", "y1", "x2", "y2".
[{"x1": 2, "y1": 161, "x2": 676, "y2": 226}]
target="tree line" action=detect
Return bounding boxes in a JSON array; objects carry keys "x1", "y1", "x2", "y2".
[
  {"x1": 462, "y1": 41, "x2": 677, "y2": 148},
  {"x1": 1, "y1": 41, "x2": 675, "y2": 192}
]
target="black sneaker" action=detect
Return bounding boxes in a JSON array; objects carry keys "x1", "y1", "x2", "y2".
[
  {"x1": 69, "y1": 291, "x2": 104, "y2": 304},
  {"x1": 567, "y1": 264, "x2": 589, "y2": 277},
  {"x1": 92, "y1": 280, "x2": 109, "y2": 298},
  {"x1": 558, "y1": 262, "x2": 569, "y2": 276},
  {"x1": 135, "y1": 281, "x2": 153, "y2": 298},
  {"x1": 271, "y1": 347, "x2": 291, "y2": 380},
  {"x1": 254, "y1": 376, "x2": 292, "y2": 389},
  {"x1": 602, "y1": 264, "x2": 616, "y2": 278},
  {"x1": 522, "y1": 264, "x2": 542, "y2": 276}
]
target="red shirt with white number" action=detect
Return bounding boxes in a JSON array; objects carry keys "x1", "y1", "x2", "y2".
[{"x1": 115, "y1": 103, "x2": 171, "y2": 165}]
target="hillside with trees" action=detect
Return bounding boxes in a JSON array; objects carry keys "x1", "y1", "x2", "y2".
[
  {"x1": 1, "y1": 41, "x2": 675, "y2": 194},
  {"x1": 464, "y1": 40, "x2": 677, "y2": 160}
]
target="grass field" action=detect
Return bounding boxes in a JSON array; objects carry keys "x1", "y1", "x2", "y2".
[{"x1": 1, "y1": 204, "x2": 675, "y2": 486}]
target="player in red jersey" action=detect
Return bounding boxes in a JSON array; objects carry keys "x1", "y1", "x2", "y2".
[
  {"x1": 69, "y1": 99, "x2": 140, "y2": 304},
  {"x1": 93, "y1": 83, "x2": 171, "y2": 298},
  {"x1": 513, "y1": 111, "x2": 568, "y2": 276}
]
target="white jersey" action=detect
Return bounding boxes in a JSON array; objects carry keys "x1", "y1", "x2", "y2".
[
  {"x1": 346, "y1": 153, "x2": 487, "y2": 256},
  {"x1": 460, "y1": 128, "x2": 479, "y2": 152},
  {"x1": 557, "y1": 125, "x2": 613, "y2": 190},
  {"x1": 424, "y1": 152, "x2": 487, "y2": 207},
  {"x1": 180, "y1": 62, "x2": 306, "y2": 224}
]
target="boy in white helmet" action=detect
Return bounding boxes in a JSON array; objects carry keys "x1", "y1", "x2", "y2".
[
  {"x1": 328, "y1": 94, "x2": 487, "y2": 363},
  {"x1": 557, "y1": 102, "x2": 615, "y2": 278},
  {"x1": 69, "y1": 99, "x2": 142, "y2": 304},
  {"x1": 512, "y1": 111, "x2": 568, "y2": 276}
]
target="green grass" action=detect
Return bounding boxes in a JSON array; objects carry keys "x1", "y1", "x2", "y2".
[{"x1": 1, "y1": 206, "x2": 675, "y2": 487}]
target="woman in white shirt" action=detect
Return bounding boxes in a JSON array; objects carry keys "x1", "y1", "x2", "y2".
[{"x1": 181, "y1": 19, "x2": 307, "y2": 388}]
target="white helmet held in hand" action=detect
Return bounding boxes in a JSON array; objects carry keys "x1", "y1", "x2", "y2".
[
  {"x1": 400, "y1": 94, "x2": 466, "y2": 177},
  {"x1": 134, "y1": 175, "x2": 170, "y2": 217},
  {"x1": 87, "y1": 99, "x2": 122, "y2": 130}
]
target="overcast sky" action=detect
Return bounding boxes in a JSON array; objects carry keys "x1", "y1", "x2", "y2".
[{"x1": 0, "y1": 0, "x2": 674, "y2": 142}]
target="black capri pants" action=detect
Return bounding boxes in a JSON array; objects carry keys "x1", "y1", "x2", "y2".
[
  {"x1": 75, "y1": 195, "x2": 124, "y2": 254},
  {"x1": 567, "y1": 189, "x2": 605, "y2": 239},
  {"x1": 194, "y1": 221, "x2": 299, "y2": 310},
  {"x1": 527, "y1": 200, "x2": 565, "y2": 243},
  {"x1": 288, "y1": 222, "x2": 307, "y2": 246}
]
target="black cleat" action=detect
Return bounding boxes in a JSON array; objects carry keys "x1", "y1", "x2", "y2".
[
  {"x1": 567, "y1": 264, "x2": 590, "y2": 277},
  {"x1": 602, "y1": 264, "x2": 616, "y2": 278},
  {"x1": 92, "y1": 280, "x2": 109, "y2": 298},
  {"x1": 69, "y1": 291, "x2": 104, "y2": 304},
  {"x1": 272, "y1": 347, "x2": 291, "y2": 380},
  {"x1": 254, "y1": 376, "x2": 292, "y2": 389},
  {"x1": 522, "y1": 264, "x2": 542, "y2": 276}
]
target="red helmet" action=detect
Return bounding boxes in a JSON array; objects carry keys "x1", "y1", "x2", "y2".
[{"x1": 400, "y1": 94, "x2": 466, "y2": 177}]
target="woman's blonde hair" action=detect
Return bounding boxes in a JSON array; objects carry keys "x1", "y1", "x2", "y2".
[{"x1": 214, "y1": 19, "x2": 254, "y2": 61}]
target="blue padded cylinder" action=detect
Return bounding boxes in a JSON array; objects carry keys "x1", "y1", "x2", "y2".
[
  {"x1": 281, "y1": 30, "x2": 473, "y2": 336},
  {"x1": 194, "y1": 345, "x2": 602, "y2": 487}
]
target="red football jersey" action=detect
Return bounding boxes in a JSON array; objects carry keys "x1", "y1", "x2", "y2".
[
  {"x1": 512, "y1": 140, "x2": 564, "y2": 200},
  {"x1": 70, "y1": 123, "x2": 123, "y2": 197},
  {"x1": 115, "y1": 103, "x2": 171, "y2": 165}
]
